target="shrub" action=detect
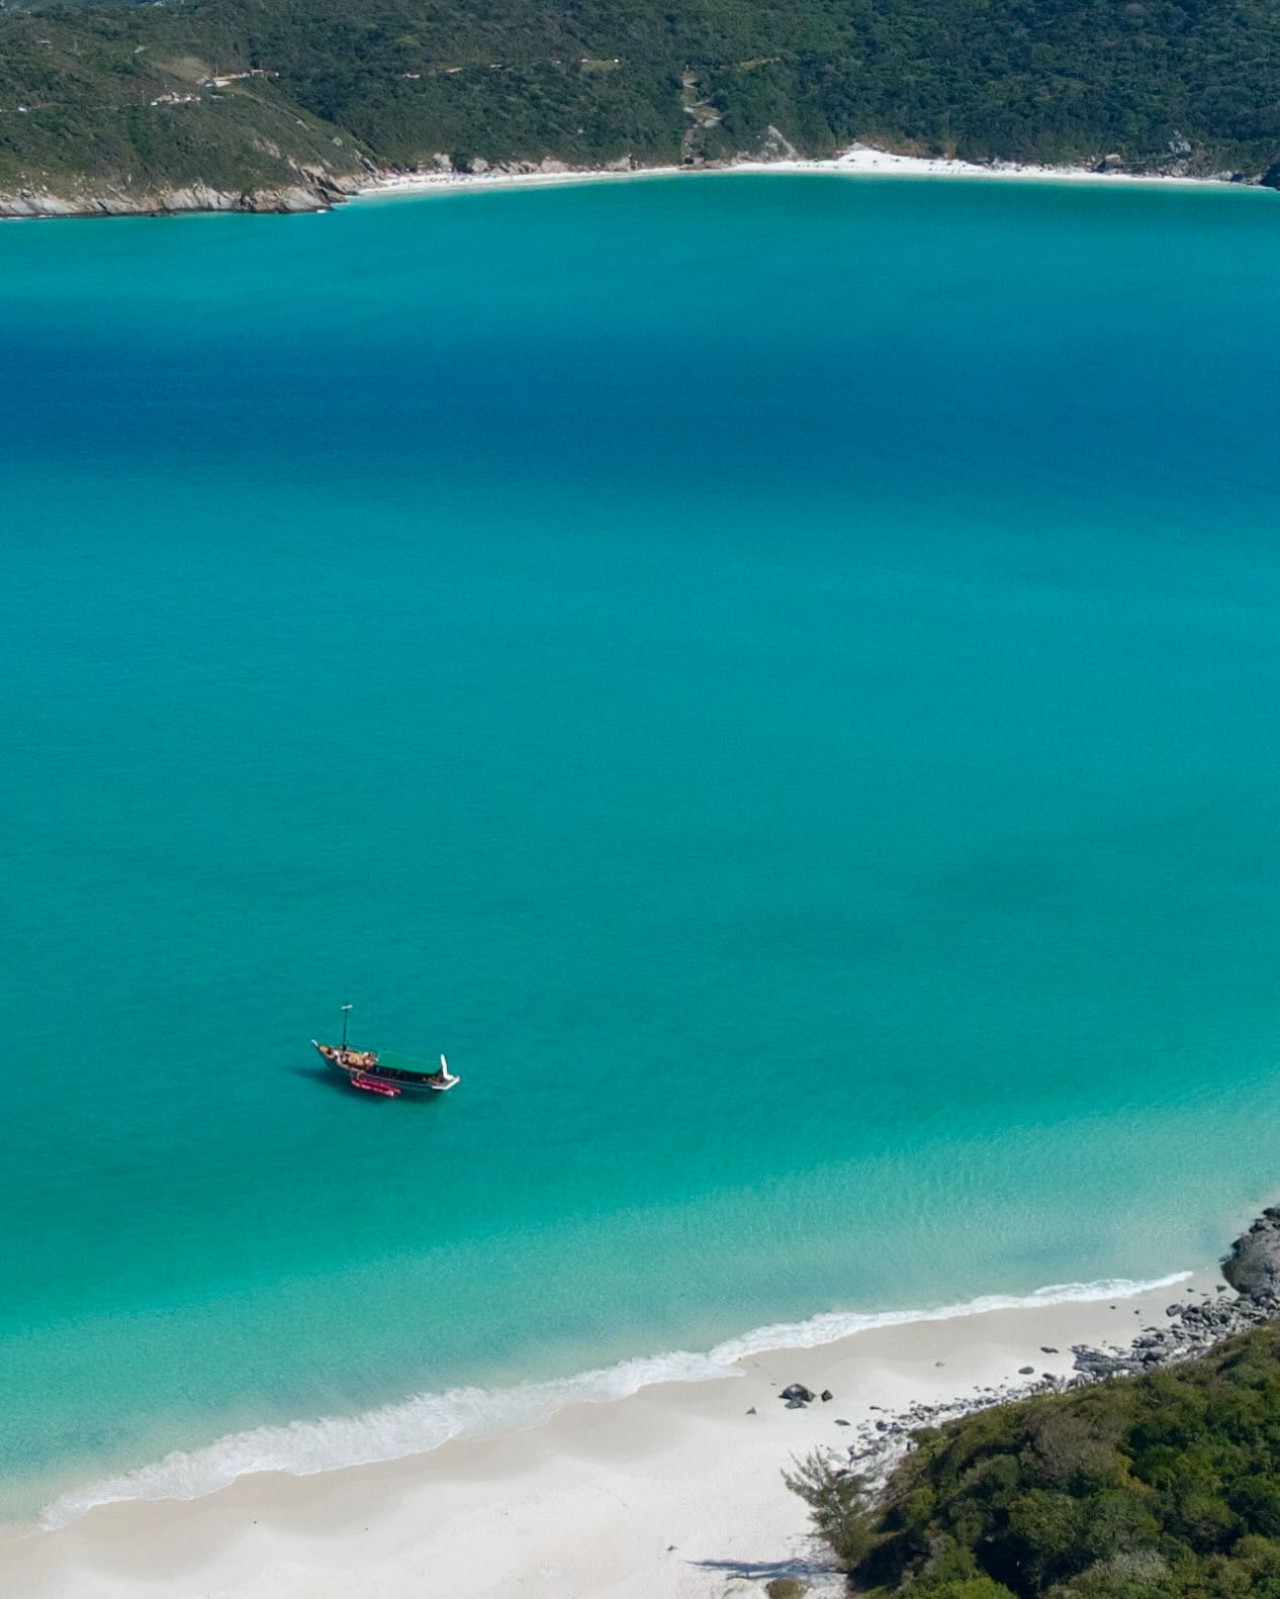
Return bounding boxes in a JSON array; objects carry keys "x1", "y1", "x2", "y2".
[
  {"x1": 781, "y1": 1450, "x2": 874, "y2": 1567},
  {"x1": 764, "y1": 1579, "x2": 810, "y2": 1599}
]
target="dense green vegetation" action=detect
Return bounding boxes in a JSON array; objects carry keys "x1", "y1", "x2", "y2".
[
  {"x1": 1, "y1": 0, "x2": 1280, "y2": 203},
  {"x1": 789, "y1": 1326, "x2": 1280, "y2": 1597}
]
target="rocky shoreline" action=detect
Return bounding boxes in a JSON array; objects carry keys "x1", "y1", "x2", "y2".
[
  {"x1": 1073, "y1": 1206, "x2": 1280, "y2": 1378},
  {"x1": 822, "y1": 1209, "x2": 1280, "y2": 1487},
  {"x1": 0, "y1": 171, "x2": 367, "y2": 220}
]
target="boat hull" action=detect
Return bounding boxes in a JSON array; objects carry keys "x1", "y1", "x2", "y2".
[
  {"x1": 351, "y1": 1073, "x2": 401, "y2": 1098},
  {"x1": 312, "y1": 1040, "x2": 459, "y2": 1095}
]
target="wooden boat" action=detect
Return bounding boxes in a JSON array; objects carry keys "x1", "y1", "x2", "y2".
[{"x1": 313, "y1": 1004, "x2": 460, "y2": 1096}]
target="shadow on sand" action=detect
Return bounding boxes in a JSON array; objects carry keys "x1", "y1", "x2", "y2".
[{"x1": 689, "y1": 1555, "x2": 836, "y2": 1581}]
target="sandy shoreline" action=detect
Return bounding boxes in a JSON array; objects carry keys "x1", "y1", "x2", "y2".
[
  {"x1": 356, "y1": 143, "x2": 1263, "y2": 207},
  {"x1": 2, "y1": 138, "x2": 1262, "y2": 222},
  {"x1": 0, "y1": 1267, "x2": 1225, "y2": 1599}
]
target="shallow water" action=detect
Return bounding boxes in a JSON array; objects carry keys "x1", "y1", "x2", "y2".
[{"x1": 3, "y1": 173, "x2": 1280, "y2": 1517}]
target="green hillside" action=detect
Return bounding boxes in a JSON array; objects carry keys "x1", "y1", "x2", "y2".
[
  {"x1": 790, "y1": 1325, "x2": 1280, "y2": 1598},
  {"x1": 2, "y1": 0, "x2": 1280, "y2": 207}
]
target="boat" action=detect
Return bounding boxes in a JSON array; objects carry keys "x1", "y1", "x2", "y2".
[
  {"x1": 351, "y1": 1072, "x2": 402, "y2": 1099},
  {"x1": 312, "y1": 1004, "x2": 461, "y2": 1096}
]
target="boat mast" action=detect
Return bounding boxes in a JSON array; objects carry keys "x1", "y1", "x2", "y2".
[{"x1": 341, "y1": 1002, "x2": 353, "y2": 1052}]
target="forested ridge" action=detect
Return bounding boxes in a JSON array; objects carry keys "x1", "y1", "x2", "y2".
[{"x1": 1, "y1": 0, "x2": 1279, "y2": 208}]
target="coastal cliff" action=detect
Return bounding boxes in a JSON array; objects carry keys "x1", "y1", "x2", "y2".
[{"x1": 0, "y1": 173, "x2": 367, "y2": 219}]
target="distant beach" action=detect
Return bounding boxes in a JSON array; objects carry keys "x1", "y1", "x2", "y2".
[{"x1": 358, "y1": 142, "x2": 1260, "y2": 206}]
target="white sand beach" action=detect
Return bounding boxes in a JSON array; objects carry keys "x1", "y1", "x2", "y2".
[
  {"x1": 358, "y1": 143, "x2": 1249, "y2": 206},
  {"x1": 0, "y1": 1268, "x2": 1222, "y2": 1599}
]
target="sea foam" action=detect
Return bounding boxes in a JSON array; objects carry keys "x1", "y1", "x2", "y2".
[{"x1": 39, "y1": 1271, "x2": 1189, "y2": 1529}]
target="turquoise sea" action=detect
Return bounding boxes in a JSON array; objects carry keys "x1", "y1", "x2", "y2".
[{"x1": 5, "y1": 173, "x2": 1280, "y2": 1522}]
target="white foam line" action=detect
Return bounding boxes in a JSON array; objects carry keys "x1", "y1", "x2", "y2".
[
  {"x1": 709, "y1": 1272, "x2": 1191, "y2": 1361},
  {"x1": 39, "y1": 1270, "x2": 1189, "y2": 1529}
]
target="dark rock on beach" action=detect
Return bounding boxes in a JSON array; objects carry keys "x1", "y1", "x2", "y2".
[
  {"x1": 780, "y1": 1383, "x2": 816, "y2": 1403},
  {"x1": 1222, "y1": 1207, "x2": 1280, "y2": 1299}
]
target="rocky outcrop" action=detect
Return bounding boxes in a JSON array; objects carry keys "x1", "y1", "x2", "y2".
[
  {"x1": 1222, "y1": 1206, "x2": 1280, "y2": 1299},
  {"x1": 754, "y1": 125, "x2": 800, "y2": 162},
  {"x1": 0, "y1": 171, "x2": 367, "y2": 220}
]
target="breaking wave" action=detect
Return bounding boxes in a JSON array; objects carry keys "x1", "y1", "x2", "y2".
[{"x1": 39, "y1": 1270, "x2": 1189, "y2": 1529}]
